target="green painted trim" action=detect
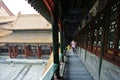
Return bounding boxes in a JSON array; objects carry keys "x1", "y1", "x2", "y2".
[
  {"x1": 60, "y1": 31, "x2": 63, "y2": 54},
  {"x1": 41, "y1": 53, "x2": 63, "y2": 80},
  {"x1": 85, "y1": 28, "x2": 89, "y2": 60},
  {"x1": 98, "y1": 26, "x2": 106, "y2": 77},
  {"x1": 59, "y1": 53, "x2": 63, "y2": 61},
  {"x1": 63, "y1": 35, "x2": 66, "y2": 50},
  {"x1": 52, "y1": 12, "x2": 59, "y2": 64},
  {"x1": 98, "y1": 5, "x2": 110, "y2": 78},
  {"x1": 41, "y1": 63, "x2": 58, "y2": 80}
]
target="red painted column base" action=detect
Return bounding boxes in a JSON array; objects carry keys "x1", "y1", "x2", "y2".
[
  {"x1": 24, "y1": 46, "x2": 28, "y2": 58},
  {"x1": 8, "y1": 46, "x2": 12, "y2": 58},
  {"x1": 38, "y1": 46, "x2": 41, "y2": 59}
]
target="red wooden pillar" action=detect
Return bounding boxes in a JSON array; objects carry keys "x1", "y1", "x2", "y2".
[
  {"x1": 8, "y1": 46, "x2": 12, "y2": 58},
  {"x1": 28, "y1": 45, "x2": 32, "y2": 56},
  {"x1": 24, "y1": 46, "x2": 28, "y2": 58},
  {"x1": 12, "y1": 46, "x2": 17, "y2": 58},
  {"x1": 38, "y1": 46, "x2": 41, "y2": 59},
  {"x1": 50, "y1": 45, "x2": 52, "y2": 55},
  {"x1": 15, "y1": 46, "x2": 19, "y2": 56}
]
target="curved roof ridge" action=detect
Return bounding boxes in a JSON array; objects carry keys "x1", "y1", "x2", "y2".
[
  {"x1": 2, "y1": 14, "x2": 52, "y2": 30},
  {"x1": 0, "y1": 0, "x2": 14, "y2": 16}
]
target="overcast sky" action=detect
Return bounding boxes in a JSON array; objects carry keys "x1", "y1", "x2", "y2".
[{"x1": 3, "y1": 0, "x2": 38, "y2": 15}]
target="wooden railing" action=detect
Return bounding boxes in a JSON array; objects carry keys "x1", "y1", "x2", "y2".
[{"x1": 40, "y1": 52, "x2": 65, "y2": 80}]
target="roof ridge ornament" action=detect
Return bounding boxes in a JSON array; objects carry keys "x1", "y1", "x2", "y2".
[{"x1": 18, "y1": 11, "x2": 21, "y2": 16}]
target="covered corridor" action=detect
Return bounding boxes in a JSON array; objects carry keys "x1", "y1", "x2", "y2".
[
  {"x1": 27, "y1": 0, "x2": 120, "y2": 80},
  {"x1": 63, "y1": 50, "x2": 93, "y2": 80}
]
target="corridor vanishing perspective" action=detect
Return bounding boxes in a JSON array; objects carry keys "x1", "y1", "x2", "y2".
[
  {"x1": 0, "y1": 0, "x2": 120, "y2": 80},
  {"x1": 63, "y1": 50, "x2": 93, "y2": 80},
  {"x1": 28, "y1": 0, "x2": 120, "y2": 80}
]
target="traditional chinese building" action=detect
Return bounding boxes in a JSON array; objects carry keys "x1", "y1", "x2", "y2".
[
  {"x1": 0, "y1": 0, "x2": 15, "y2": 54},
  {"x1": 0, "y1": 17, "x2": 16, "y2": 55},
  {"x1": 28, "y1": 0, "x2": 120, "y2": 80},
  {"x1": 0, "y1": 14, "x2": 52, "y2": 59}
]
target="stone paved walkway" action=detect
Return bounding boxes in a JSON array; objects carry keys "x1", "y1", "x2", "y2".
[{"x1": 63, "y1": 50, "x2": 94, "y2": 80}]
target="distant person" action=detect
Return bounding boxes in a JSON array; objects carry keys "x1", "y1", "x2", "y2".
[
  {"x1": 71, "y1": 40, "x2": 76, "y2": 52},
  {"x1": 66, "y1": 45, "x2": 71, "y2": 50}
]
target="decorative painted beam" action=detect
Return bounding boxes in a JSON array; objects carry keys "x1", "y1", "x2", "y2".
[{"x1": 43, "y1": 0, "x2": 54, "y2": 18}]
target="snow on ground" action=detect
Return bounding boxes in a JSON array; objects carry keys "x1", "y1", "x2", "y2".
[
  {"x1": 6, "y1": 58, "x2": 48, "y2": 64},
  {"x1": 0, "y1": 63, "x2": 25, "y2": 80},
  {"x1": 0, "y1": 63, "x2": 46, "y2": 80},
  {"x1": 23, "y1": 65, "x2": 45, "y2": 80},
  {"x1": 0, "y1": 55, "x2": 49, "y2": 80},
  {"x1": 0, "y1": 56, "x2": 48, "y2": 80}
]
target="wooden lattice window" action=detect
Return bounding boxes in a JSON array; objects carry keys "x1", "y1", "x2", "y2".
[
  {"x1": 107, "y1": 24, "x2": 117, "y2": 48},
  {"x1": 88, "y1": 32, "x2": 91, "y2": 45},
  {"x1": 93, "y1": 28, "x2": 98, "y2": 46},
  {"x1": 107, "y1": 1, "x2": 118, "y2": 48},
  {"x1": 117, "y1": 22, "x2": 120, "y2": 50},
  {"x1": 118, "y1": 32, "x2": 120, "y2": 49},
  {"x1": 88, "y1": 26, "x2": 92, "y2": 45},
  {"x1": 97, "y1": 27, "x2": 103, "y2": 46},
  {"x1": 82, "y1": 32, "x2": 84, "y2": 48},
  {"x1": 97, "y1": 14, "x2": 104, "y2": 47},
  {"x1": 84, "y1": 32, "x2": 87, "y2": 48},
  {"x1": 116, "y1": 1, "x2": 120, "y2": 50}
]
